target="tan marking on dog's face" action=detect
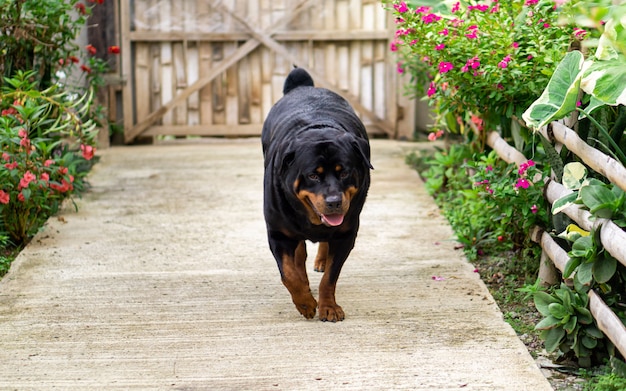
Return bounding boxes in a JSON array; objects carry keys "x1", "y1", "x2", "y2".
[{"x1": 296, "y1": 189, "x2": 324, "y2": 225}]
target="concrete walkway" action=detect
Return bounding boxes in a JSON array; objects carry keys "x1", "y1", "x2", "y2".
[{"x1": 0, "y1": 139, "x2": 552, "y2": 390}]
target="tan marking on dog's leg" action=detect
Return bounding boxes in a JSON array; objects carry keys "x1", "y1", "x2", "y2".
[
  {"x1": 281, "y1": 241, "x2": 317, "y2": 319},
  {"x1": 318, "y1": 255, "x2": 345, "y2": 322},
  {"x1": 314, "y1": 242, "x2": 328, "y2": 272}
]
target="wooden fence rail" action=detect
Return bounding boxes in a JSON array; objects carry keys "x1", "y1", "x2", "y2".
[{"x1": 486, "y1": 122, "x2": 626, "y2": 359}]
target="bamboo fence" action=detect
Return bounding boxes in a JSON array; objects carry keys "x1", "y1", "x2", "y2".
[{"x1": 486, "y1": 122, "x2": 626, "y2": 359}]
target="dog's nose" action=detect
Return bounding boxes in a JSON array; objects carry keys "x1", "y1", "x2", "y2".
[{"x1": 325, "y1": 194, "x2": 343, "y2": 211}]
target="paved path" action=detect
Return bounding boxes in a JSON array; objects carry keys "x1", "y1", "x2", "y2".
[{"x1": 0, "y1": 139, "x2": 552, "y2": 390}]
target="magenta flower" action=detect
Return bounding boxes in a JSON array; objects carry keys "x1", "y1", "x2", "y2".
[
  {"x1": 439, "y1": 61, "x2": 454, "y2": 73},
  {"x1": 451, "y1": 2, "x2": 460, "y2": 13},
  {"x1": 435, "y1": 43, "x2": 445, "y2": 51},
  {"x1": 468, "y1": 4, "x2": 489, "y2": 12},
  {"x1": 415, "y1": 6, "x2": 431, "y2": 14},
  {"x1": 439, "y1": 28, "x2": 449, "y2": 36},
  {"x1": 427, "y1": 82, "x2": 436, "y2": 97},
  {"x1": 515, "y1": 178, "x2": 530, "y2": 190},
  {"x1": 422, "y1": 13, "x2": 441, "y2": 24},
  {"x1": 397, "y1": 62, "x2": 404, "y2": 74},
  {"x1": 394, "y1": 1, "x2": 408, "y2": 13},
  {"x1": 531, "y1": 204, "x2": 539, "y2": 214},
  {"x1": 525, "y1": 0, "x2": 539, "y2": 5},
  {"x1": 465, "y1": 25, "x2": 478, "y2": 39},
  {"x1": 390, "y1": 41, "x2": 399, "y2": 52}
]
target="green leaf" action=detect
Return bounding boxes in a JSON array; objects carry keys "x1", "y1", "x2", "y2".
[
  {"x1": 564, "y1": 315, "x2": 577, "y2": 334},
  {"x1": 541, "y1": 327, "x2": 566, "y2": 352},
  {"x1": 548, "y1": 303, "x2": 570, "y2": 319},
  {"x1": 586, "y1": 326, "x2": 604, "y2": 339},
  {"x1": 593, "y1": 254, "x2": 618, "y2": 283},
  {"x1": 576, "y1": 261, "x2": 594, "y2": 286},
  {"x1": 563, "y1": 257, "x2": 581, "y2": 279},
  {"x1": 552, "y1": 193, "x2": 579, "y2": 215},
  {"x1": 534, "y1": 291, "x2": 560, "y2": 317},
  {"x1": 582, "y1": 335, "x2": 598, "y2": 349},
  {"x1": 522, "y1": 51, "x2": 585, "y2": 130},
  {"x1": 580, "y1": 184, "x2": 618, "y2": 218},
  {"x1": 562, "y1": 162, "x2": 587, "y2": 190},
  {"x1": 536, "y1": 315, "x2": 561, "y2": 330},
  {"x1": 581, "y1": 54, "x2": 626, "y2": 106}
]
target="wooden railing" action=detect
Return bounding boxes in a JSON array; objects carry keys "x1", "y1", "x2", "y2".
[{"x1": 484, "y1": 120, "x2": 626, "y2": 358}]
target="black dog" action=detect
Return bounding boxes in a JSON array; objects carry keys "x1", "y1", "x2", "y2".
[{"x1": 261, "y1": 68, "x2": 372, "y2": 322}]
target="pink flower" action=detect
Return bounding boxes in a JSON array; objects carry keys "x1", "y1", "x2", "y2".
[
  {"x1": 422, "y1": 13, "x2": 441, "y2": 24},
  {"x1": 44, "y1": 159, "x2": 55, "y2": 167},
  {"x1": 415, "y1": 6, "x2": 431, "y2": 14},
  {"x1": 396, "y1": 62, "x2": 404, "y2": 74},
  {"x1": 468, "y1": 4, "x2": 489, "y2": 12},
  {"x1": 4, "y1": 161, "x2": 18, "y2": 170},
  {"x1": 439, "y1": 28, "x2": 449, "y2": 36},
  {"x1": 531, "y1": 204, "x2": 539, "y2": 214},
  {"x1": 435, "y1": 44, "x2": 445, "y2": 51},
  {"x1": 451, "y1": 2, "x2": 460, "y2": 12},
  {"x1": 18, "y1": 192, "x2": 25, "y2": 203},
  {"x1": 20, "y1": 171, "x2": 36, "y2": 189},
  {"x1": 465, "y1": 25, "x2": 478, "y2": 39},
  {"x1": 41, "y1": 173, "x2": 50, "y2": 182},
  {"x1": 2, "y1": 152, "x2": 9, "y2": 161},
  {"x1": 428, "y1": 129, "x2": 445, "y2": 141},
  {"x1": 390, "y1": 41, "x2": 399, "y2": 52},
  {"x1": 511, "y1": 42, "x2": 519, "y2": 48},
  {"x1": 0, "y1": 190, "x2": 9, "y2": 204},
  {"x1": 18, "y1": 128, "x2": 28, "y2": 138},
  {"x1": 515, "y1": 178, "x2": 530, "y2": 190},
  {"x1": 486, "y1": 165, "x2": 493, "y2": 172},
  {"x1": 438, "y1": 61, "x2": 454, "y2": 73},
  {"x1": 574, "y1": 27, "x2": 587, "y2": 40},
  {"x1": 393, "y1": 1, "x2": 408, "y2": 13},
  {"x1": 81, "y1": 144, "x2": 95, "y2": 160},
  {"x1": 427, "y1": 82, "x2": 436, "y2": 97},
  {"x1": 525, "y1": 0, "x2": 539, "y2": 5}
]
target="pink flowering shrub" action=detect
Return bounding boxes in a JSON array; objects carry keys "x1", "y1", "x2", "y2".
[
  {"x1": 386, "y1": 0, "x2": 582, "y2": 135},
  {"x1": 0, "y1": 71, "x2": 98, "y2": 245},
  {"x1": 471, "y1": 152, "x2": 548, "y2": 252}
]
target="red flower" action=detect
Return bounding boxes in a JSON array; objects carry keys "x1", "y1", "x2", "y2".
[
  {"x1": 58, "y1": 166, "x2": 68, "y2": 175},
  {"x1": 0, "y1": 190, "x2": 9, "y2": 204},
  {"x1": 41, "y1": 173, "x2": 50, "y2": 182},
  {"x1": 75, "y1": 3, "x2": 86, "y2": 15},
  {"x1": 86, "y1": 44, "x2": 97, "y2": 55},
  {"x1": 19, "y1": 171, "x2": 36, "y2": 189},
  {"x1": 44, "y1": 159, "x2": 55, "y2": 167},
  {"x1": 2, "y1": 152, "x2": 9, "y2": 161},
  {"x1": 4, "y1": 162, "x2": 18, "y2": 170},
  {"x1": 69, "y1": 56, "x2": 80, "y2": 63},
  {"x1": 80, "y1": 144, "x2": 95, "y2": 160},
  {"x1": 108, "y1": 45, "x2": 121, "y2": 54},
  {"x1": 80, "y1": 65, "x2": 92, "y2": 73},
  {"x1": 50, "y1": 179, "x2": 73, "y2": 193},
  {"x1": 18, "y1": 192, "x2": 25, "y2": 203},
  {"x1": 88, "y1": 0, "x2": 105, "y2": 3}
]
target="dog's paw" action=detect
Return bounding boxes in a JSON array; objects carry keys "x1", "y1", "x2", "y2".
[
  {"x1": 318, "y1": 303, "x2": 345, "y2": 322},
  {"x1": 294, "y1": 296, "x2": 318, "y2": 319}
]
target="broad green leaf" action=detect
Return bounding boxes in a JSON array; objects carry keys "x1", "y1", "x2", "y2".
[
  {"x1": 580, "y1": 184, "x2": 618, "y2": 218},
  {"x1": 557, "y1": 224, "x2": 590, "y2": 242},
  {"x1": 593, "y1": 255, "x2": 617, "y2": 283},
  {"x1": 536, "y1": 315, "x2": 561, "y2": 330},
  {"x1": 541, "y1": 327, "x2": 566, "y2": 352},
  {"x1": 582, "y1": 335, "x2": 598, "y2": 349},
  {"x1": 586, "y1": 325, "x2": 604, "y2": 339},
  {"x1": 552, "y1": 193, "x2": 579, "y2": 215},
  {"x1": 522, "y1": 51, "x2": 585, "y2": 130},
  {"x1": 563, "y1": 257, "x2": 581, "y2": 279},
  {"x1": 534, "y1": 291, "x2": 560, "y2": 317},
  {"x1": 576, "y1": 261, "x2": 594, "y2": 286},
  {"x1": 562, "y1": 162, "x2": 587, "y2": 190},
  {"x1": 581, "y1": 54, "x2": 626, "y2": 106},
  {"x1": 548, "y1": 303, "x2": 570, "y2": 319},
  {"x1": 564, "y1": 315, "x2": 577, "y2": 334}
]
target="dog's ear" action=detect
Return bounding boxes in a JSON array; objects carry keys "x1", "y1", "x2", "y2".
[
  {"x1": 351, "y1": 137, "x2": 374, "y2": 170},
  {"x1": 273, "y1": 140, "x2": 296, "y2": 175}
]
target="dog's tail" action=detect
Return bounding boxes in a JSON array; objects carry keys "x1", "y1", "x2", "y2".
[{"x1": 283, "y1": 66, "x2": 314, "y2": 95}]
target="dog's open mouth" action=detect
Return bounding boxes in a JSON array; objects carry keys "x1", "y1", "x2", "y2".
[{"x1": 321, "y1": 213, "x2": 344, "y2": 227}]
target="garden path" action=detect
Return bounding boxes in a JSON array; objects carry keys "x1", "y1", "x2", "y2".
[{"x1": 0, "y1": 139, "x2": 552, "y2": 390}]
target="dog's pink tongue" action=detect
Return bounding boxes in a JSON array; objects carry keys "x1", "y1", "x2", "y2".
[{"x1": 323, "y1": 214, "x2": 344, "y2": 227}]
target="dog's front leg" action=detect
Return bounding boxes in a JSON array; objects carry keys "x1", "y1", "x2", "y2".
[
  {"x1": 269, "y1": 236, "x2": 317, "y2": 319},
  {"x1": 318, "y1": 236, "x2": 356, "y2": 322}
]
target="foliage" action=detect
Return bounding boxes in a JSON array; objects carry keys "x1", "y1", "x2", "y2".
[
  {"x1": 0, "y1": 71, "x2": 98, "y2": 246},
  {"x1": 385, "y1": 0, "x2": 579, "y2": 138},
  {"x1": 534, "y1": 283, "x2": 605, "y2": 367},
  {"x1": 408, "y1": 144, "x2": 547, "y2": 264},
  {"x1": 0, "y1": 0, "x2": 86, "y2": 87}
]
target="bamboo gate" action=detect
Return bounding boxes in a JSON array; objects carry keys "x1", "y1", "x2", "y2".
[
  {"x1": 485, "y1": 121, "x2": 626, "y2": 359},
  {"x1": 103, "y1": 0, "x2": 414, "y2": 143}
]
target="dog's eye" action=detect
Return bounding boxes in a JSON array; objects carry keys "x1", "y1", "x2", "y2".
[
  {"x1": 308, "y1": 173, "x2": 320, "y2": 182},
  {"x1": 339, "y1": 170, "x2": 349, "y2": 179}
]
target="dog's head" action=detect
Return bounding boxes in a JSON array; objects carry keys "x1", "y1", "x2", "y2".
[{"x1": 278, "y1": 128, "x2": 372, "y2": 227}]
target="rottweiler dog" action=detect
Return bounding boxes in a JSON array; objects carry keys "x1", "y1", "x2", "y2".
[{"x1": 261, "y1": 67, "x2": 372, "y2": 322}]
